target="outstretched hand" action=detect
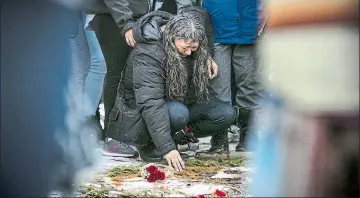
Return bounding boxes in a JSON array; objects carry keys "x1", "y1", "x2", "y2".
[{"x1": 164, "y1": 149, "x2": 185, "y2": 171}]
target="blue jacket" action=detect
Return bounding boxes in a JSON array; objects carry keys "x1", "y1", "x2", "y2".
[{"x1": 203, "y1": 0, "x2": 259, "y2": 44}]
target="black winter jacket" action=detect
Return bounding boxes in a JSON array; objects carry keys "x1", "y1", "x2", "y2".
[{"x1": 120, "y1": 9, "x2": 211, "y2": 156}]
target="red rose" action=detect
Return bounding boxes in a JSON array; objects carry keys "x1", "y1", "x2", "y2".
[
  {"x1": 184, "y1": 125, "x2": 189, "y2": 132},
  {"x1": 146, "y1": 165, "x2": 158, "y2": 174},
  {"x1": 190, "y1": 196, "x2": 197, "y2": 198},
  {"x1": 155, "y1": 171, "x2": 166, "y2": 180},
  {"x1": 215, "y1": 189, "x2": 226, "y2": 197},
  {"x1": 146, "y1": 174, "x2": 156, "y2": 182},
  {"x1": 198, "y1": 194, "x2": 205, "y2": 198}
]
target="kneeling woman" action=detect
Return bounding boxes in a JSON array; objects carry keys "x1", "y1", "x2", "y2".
[{"x1": 109, "y1": 12, "x2": 235, "y2": 171}]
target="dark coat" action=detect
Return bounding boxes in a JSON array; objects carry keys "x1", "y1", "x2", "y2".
[{"x1": 107, "y1": 9, "x2": 211, "y2": 156}]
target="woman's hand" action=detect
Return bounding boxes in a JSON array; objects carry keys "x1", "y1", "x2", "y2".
[
  {"x1": 164, "y1": 149, "x2": 185, "y2": 171},
  {"x1": 125, "y1": 28, "x2": 136, "y2": 47},
  {"x1": 207, "y1": 57, "x2": 218, "y2": 79}
]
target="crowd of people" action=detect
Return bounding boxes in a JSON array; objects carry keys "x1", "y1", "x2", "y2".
[{"x1": 71, "y1": 0, "x2": 264, "y2": 170}]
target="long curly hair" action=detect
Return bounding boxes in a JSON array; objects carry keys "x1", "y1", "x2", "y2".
[{"x1": 162, "y1": 13, "x2": 210, "y2": 103}]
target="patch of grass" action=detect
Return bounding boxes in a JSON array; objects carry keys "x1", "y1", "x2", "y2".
[
  {"x1": 78, "y1": 184, "x2": 112, "y2": 197},
  {"x1": 108, "y1": 166, "x2": 141, "y2": 177},
  {"x1": 175, "y1": 158, "x2": 245, "y2": 180},
  {"x1": 186, "y1": 158, "x2": 245, "y2": 167},
  {"x1": 107, "y1": 166, "x2": 142, "y2": 184}
]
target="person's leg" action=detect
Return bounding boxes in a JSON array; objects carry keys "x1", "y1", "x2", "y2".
[
  {"x1": 91, "y1": 15, "x2": 137, "y2": 157},
  {"x1": 83, "y1": 24, "x2": 107, "y2": 141},
  {"x1": 209, "y1": 43, "x2": 234, "y2": 105},
  {"x1": 188, "y1": 98, "x2": 236, "y2": 152},
  {"x1": 167, "y1": 100, "x2": 190, "y2": 132},
  {"x1": 69, "y1": 14, "x2": 91, "y2": 93},
  {"x1": 91, "y1": 15, "x2": 131, "y2": 129},
  {"x1": 83, "y1": 26, "x2": 106, "y2": 116},
  {"x1": 232, "y1": 44, "x2": 264, "y2": 151},
  {"x1": 137, "y1": 100, "x2": 190, "y2": 162}
]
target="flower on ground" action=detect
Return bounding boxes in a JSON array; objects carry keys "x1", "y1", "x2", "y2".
[
  {"x1": 214, "y1": 189, "x2": 226, "y2": 197},
  {"x1": 155, "y1": 170, "x2": 166, "y2": 180},
  {"x1": 146, "y1": 174, "x2": 156, "y2": 182},
  {"x1": 145, "y1": 165, "x2": 158, "y2": 174},
  {"x1": 144, "y1": 164, "x2": 166, "y2": 182}
]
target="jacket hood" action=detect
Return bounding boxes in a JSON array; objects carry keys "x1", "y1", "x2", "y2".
[{"x1": 133, "y1": 11, "x2": 173, "y2": 44}]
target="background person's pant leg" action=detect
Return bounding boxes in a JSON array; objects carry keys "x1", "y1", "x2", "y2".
[
  {"x1": 83, "y1": 27, "x2": 107, "y2": 116},
  {"x1": 232, "y1": 44, "x2": 263, "y2": 110},
  {"x1": 92, "y1": 15, "x2": 131, "y2": 130},
  {"x1": 209, "y1": 43, "x2": 234, "y2": 105},
  {"x1": 188, "y1": 99, "x2": 236, "y2": 138},
  {"x1": 1, "y1": 1, "x2": 77, "y2": 196},
  {"x1": 70, "y1": 13, "x2": 91, "y2": 93}
]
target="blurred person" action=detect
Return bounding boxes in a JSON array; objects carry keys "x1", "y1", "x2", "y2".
[
  {"x1": 251, "y1": 0, "x2": 359, "y2": 197},
  {"x1": 202, "y1": 0, "x2": 265, "y2": 152},
  {"x1": 106, "y1": 12, "x2": 235, "y2": 170},
  {"x1": 83, "y1": 0, "x2": 194, "y2": 157},
  {"x1": 1, "y1": 0, "x2": 92, "y2": 196}
]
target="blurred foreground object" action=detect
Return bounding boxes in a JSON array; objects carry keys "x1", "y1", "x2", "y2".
[
  {"x1": 251, "y1": 0, "x2": 359, "y2": 197},
  {"x1": 1, "y1": 0, "x2": 89, "y2": 196}
]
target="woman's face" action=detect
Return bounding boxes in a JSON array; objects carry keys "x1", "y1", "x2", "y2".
[{"x1": 174, "y1": 39, "x2": 199, "y2": 57}]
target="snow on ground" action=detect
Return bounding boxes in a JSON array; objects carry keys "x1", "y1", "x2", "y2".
[{"x1": 50, "y1": 104, "x2": 252, "y2": 197}]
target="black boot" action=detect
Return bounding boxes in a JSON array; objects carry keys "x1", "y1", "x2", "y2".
[
  {"x1": 137, "y1": 140, "x2": 163, "y2": 162},
  {"x1": 234, "y1": 107, "x2": 251, "y2": 152},
  {"x1": 208, "y1": 130, "x2": 228, "y2": 154}
]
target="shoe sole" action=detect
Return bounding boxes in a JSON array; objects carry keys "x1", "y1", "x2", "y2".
[{"x1": 101, "y1": 149, "x2": 139, "y2": 158}]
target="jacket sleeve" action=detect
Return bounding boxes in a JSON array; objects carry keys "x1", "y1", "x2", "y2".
[
  {"x1": 175, "y1": 0, "x2": 194, "y2": 12},
  {"x1": 103, "y1": 0, "x2": 136, "y2": 37},
  {"x1": 132, "y1": 52, "x2": 177, "y2": 156}
]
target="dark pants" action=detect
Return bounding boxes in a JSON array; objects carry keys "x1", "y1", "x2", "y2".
[
  {"x1": 210, "y1": 43, "x2": 264, "y2": 110},
  {"x1": 167, "y1": 99, "x2": 236, "y2": 137},
  {"x1": 91, "y1": 15, "x2": 131, "y2": 131}
]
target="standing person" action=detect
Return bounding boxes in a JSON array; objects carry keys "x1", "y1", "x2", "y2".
[
  {"x1": 70, "y1": 13, "x2": 136, "y2": 158},
  {"x1": 203, "y1": 0, "x2": 264, "y2": 152},
  {"x1": 82, "y1": 14, "x2": 107, "y2": 141},
  {"x1": 86, "y1": 0, "x2": 194, "y2": 157}
]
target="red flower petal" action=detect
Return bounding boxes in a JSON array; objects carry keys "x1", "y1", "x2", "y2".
[
  {"x1": 146, "y1": 174, "x2": 156, "y2": 182},
  {"x1": 158, "y1": 171, "x2": 166, "y2": 180},
  {"x1": 190, "y1": 196, "x2": 197, "y2": 198},
  {"x1": 154, "y1": 171, "x2": 166, "y2": 180},
  {"x1": 198, "y1": 194, "x2": 205, "y2": 198},
  {"x1": 145, "y1": 165, "x2": 158, "y2": 174},
  {"x1": 184, "y1": 125, "x2": 189, "y2": 132},
  {"x1": 215, "y1": 189, "x2": 226, "y2": 197},
  {"x1": 154, "y1": 171, "x2": 161, "y2": 179}
]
